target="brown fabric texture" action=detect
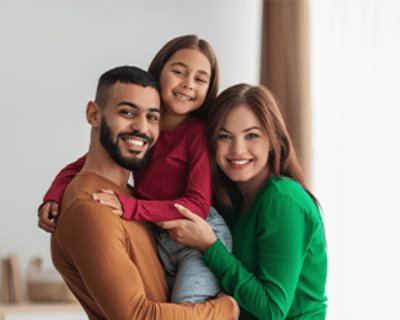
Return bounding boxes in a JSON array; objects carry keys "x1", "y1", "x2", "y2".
[{"x1": 51, "y1": 172, "x2": 235, "y2": 320}]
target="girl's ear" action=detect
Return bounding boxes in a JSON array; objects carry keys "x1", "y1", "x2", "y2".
[{"x1": 86, "y1": 101, "x2": 101, "y2": 128}]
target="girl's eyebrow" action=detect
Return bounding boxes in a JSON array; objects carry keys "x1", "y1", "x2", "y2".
[{"x1": 170, "y1": 62, "x2": 210, "y2": 79}]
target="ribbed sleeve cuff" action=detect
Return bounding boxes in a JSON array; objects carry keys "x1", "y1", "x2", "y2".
[{"x1": 117, "y1": 192, "x2": 137, "y2": 221}]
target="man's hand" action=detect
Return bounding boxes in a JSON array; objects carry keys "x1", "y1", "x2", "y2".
[{"x1": 38, "y1": 201, "x2": 59, "y2": 233}]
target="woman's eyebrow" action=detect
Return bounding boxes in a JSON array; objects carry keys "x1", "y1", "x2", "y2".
[
  {"x1": 244, "y1": 126, "x2": 263, "y2": 132},
  {"x1": 220, "y1": 127, "x2": 262, "y2": 134}
]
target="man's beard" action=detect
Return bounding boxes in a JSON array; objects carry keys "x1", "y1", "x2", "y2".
[{"x1": 100, "y1": 117, "x2": 154, "y2": 171}]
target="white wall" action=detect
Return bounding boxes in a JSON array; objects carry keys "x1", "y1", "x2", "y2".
[
  {"x1": 311, "y1": 0, "x2": 400, "y2": 319},
  {"x1": 0, "y1": 0, "x2": 262, "y2": 294}
]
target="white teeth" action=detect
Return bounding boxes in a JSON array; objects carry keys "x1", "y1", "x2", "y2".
[
  {"x1": 230, "y1": 160, "x2": 250, "y2": 165},
  {"x1": 174, "y1": 93, "x2": 192, "y2": 101},
  {"x1": 126, "y1": 139, "x2": 144, "y2": 146}
]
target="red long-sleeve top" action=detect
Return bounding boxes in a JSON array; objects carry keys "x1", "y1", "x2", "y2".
[{"x1": 43, "y1": 118, "x2": 211, "y2": 221}]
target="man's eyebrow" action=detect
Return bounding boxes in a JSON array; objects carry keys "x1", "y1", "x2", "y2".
[
  {"x1": 117, "y1": 101, "x2": 161, "y2": 113},
  {"x1": 170, "y1": 62, "x2": 210, "y2": 79}
]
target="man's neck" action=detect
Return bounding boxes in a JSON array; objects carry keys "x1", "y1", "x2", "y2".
[{"x1": 81, "y1": 143, "x2": 131, "y2": 188}]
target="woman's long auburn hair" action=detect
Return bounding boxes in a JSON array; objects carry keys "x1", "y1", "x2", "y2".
[
  {"x1": 207, "y1": 83, "x2": 319, "y2": 209},
  {"x1": 148, "y1": 35, "x2": 219, "y2": 122}
]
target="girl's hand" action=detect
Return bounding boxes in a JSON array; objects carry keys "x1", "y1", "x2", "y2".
[
  {"x1": 38, "y1": 201, "x2": 59, "y2": 233},
  {"x1": 156, "y1": 204, "x2": 217, "y2": 253},
  {"x1": 92, "y1": 189, "x2": 123, "y2": 216}
]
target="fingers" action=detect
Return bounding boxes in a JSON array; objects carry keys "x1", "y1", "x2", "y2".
[
  {"x1": 92, "y1": 192, "x2": 123, "y2": 216},
  {"x1": 38, "y1": 201, "x2": 58, "y2": 233},
  {"x1": 101, "y1": 189, "x2": 115, "y2": 195},
  {"x1": 156, "y1": 219, "x2": 183, "y2": 230},
  {"x1": 174, "y1": 203, "x2": 201, "y2": 222},
  {"x1": 93, "y1": 193, "x2": 119, "y2": 209},
  {"x1": 50, "y1": 202, "x2": 59, "y2": 218}
]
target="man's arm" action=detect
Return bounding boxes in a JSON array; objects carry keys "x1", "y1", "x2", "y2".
[{"x1": 52, "y1": 200, "x2": 238, "y2": 320}]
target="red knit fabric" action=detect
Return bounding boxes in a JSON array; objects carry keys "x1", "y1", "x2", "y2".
[{"x1": 43, "y1": 118, "x2": 211, "y2": 221}]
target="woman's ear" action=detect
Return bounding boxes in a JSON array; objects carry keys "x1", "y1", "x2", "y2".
[{"x1": 86, "y1": 101, "x2": 101, "y2": 128}]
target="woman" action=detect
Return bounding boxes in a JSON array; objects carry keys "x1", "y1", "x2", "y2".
[{"x1": 158, "y1": 83, "x2": 328, "y2": 319}]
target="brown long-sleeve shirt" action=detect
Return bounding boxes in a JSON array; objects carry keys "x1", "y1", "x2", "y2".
[{"x1": 51, "y1": 172, "x2": 235, "y2": 320}]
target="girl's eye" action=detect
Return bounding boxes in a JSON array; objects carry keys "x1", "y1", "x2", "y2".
[
  {"x1": 196, "y1": 77, "x2": 207, "y2": 83},
  {"x1": 172, "y1": 70, "x2": 183, "y2": 75}
]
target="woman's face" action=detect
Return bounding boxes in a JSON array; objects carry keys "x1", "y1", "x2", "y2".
[
  {"x1": 158, "y1": 48, "x2": 211, "y2": 117},
  {"x1": 216, "y1": 104, "x2": 271, "y2": 187}
]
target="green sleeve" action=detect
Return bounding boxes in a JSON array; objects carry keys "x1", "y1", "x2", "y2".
[{"x1": 202, "y1": 195, "x2": 317, "y2": 320}]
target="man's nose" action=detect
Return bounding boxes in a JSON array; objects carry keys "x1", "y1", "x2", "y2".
[{"x1": 131, "y1": 113, "x2": 148, "y2": 134}]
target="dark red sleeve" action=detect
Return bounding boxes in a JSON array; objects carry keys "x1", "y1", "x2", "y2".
[
  {"x1": 42, "y1": 154, "x2": 87, "y2": 204},
  {"x1": 118, "y1": 130, "x2": 212, "y2": 222}
]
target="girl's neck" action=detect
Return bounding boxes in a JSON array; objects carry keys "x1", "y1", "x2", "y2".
[{"x1": 160, "y1": 111, "x2": 191, "y2": 131}]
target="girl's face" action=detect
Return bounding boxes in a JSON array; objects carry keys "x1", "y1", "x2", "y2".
[
  {"x1": 216, "y1": 104, "x2": 271, "y2": 188},
  {"x1": 159, "y1": 48, "x2": 211, "y2": 119}
]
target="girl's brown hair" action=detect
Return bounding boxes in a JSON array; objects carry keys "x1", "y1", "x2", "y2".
[
  {"x1": 207, "y1": 83, "x2": 319, "y2": 209},
  {"x1": 148, "y1": 35, "x2": 219, "y2": 122}
]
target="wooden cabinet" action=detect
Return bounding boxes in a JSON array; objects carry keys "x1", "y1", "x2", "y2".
[{"x1": 0, "y1": 303, "x2": 86, "y2": 320}]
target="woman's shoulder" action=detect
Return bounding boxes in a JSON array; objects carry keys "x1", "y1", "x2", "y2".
[{"x1": 256, "y1": 176, "x2": 321, "y2": 222}]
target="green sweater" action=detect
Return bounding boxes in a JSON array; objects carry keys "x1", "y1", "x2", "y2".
[{"x1": 202, "y1": 176, "x2": 327, "y2": 319}]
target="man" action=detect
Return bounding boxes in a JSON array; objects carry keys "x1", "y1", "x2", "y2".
[{"x1": 50, "y1": 66, "x2": 238, "y2": 320}]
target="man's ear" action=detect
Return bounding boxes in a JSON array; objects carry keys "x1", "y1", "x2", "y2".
[{"x1": 86, "y1": 101, "x2": 101, "y2": 128}]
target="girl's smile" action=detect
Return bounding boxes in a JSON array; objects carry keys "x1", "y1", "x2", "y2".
[{"x1": 159, "y1": 48, "x2": 211, "y2": 130}]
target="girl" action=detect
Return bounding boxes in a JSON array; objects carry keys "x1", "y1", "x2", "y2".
[
  {"x1": 157, "y1": 84, "x2": 328, "y2": 319},
  {"x1": 38, "y1": 35, "x2": 232, "y2": 304}
]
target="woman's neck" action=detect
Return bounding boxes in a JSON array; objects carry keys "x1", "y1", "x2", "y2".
[{"x1": 237, "y1": 169, "x2": 273, "y2": 214}]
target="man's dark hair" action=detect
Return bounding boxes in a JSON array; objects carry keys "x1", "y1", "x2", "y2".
[{"x1": 95, "y1": 66, "x2": 160, "y2": 109}]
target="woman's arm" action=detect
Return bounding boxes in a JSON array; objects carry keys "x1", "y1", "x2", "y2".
[{"x1": 159, "y1": 197, "x2": 318, "y2": 320}]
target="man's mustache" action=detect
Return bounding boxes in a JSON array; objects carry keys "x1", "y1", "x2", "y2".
[{"x1": 118, "y1": 131, "x2": 154, "y2": 145}]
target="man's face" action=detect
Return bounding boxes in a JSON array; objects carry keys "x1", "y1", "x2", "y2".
[{"x1": 99, "y1": 82, "x2": 160, "y2": 171}]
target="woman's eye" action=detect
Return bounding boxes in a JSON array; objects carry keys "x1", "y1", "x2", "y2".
[{"x1": 246, "y1": 133, "x2": 259, "y2": 139}]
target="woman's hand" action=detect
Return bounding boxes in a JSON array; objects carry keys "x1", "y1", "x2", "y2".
[
  {"x1": 156, "y1": 204, "x2": 217, "y2": 254},
  {"x1": 92, "y1": 189, "x2": 123, "y2": 216},
  {"x1": 38, "y1": 201, "x2": 59, "y2": 233}
]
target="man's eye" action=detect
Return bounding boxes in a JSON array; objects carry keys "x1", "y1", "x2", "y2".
[
  {"x1": 147, "y1": 114, "x2": 159, "y2": 121},
  {"x1": 121, "y1": 110, "x2": 133, "y2": 116}
]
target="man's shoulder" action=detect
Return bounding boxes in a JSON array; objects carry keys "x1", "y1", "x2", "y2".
[{"x1": 60, "y1": 172, "x2": 130, "y2": 218}]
